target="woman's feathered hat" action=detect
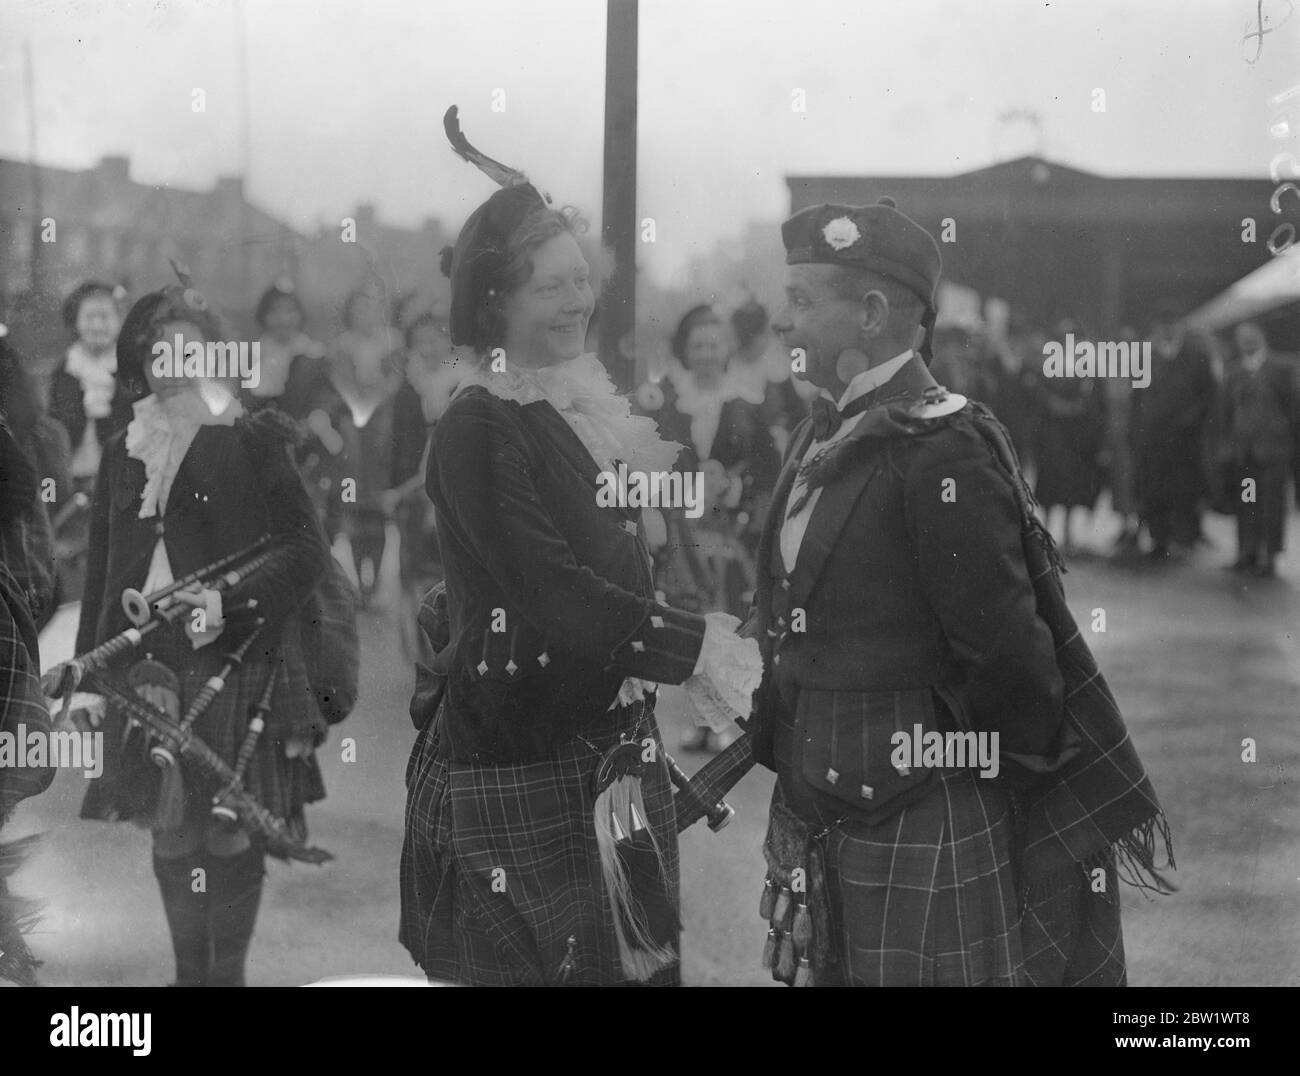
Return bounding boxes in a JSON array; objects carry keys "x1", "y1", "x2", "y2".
[{"x1": 440, "y1": 106, "x2": 550, "y2": 350}]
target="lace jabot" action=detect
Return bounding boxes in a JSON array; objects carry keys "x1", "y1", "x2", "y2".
[
  {"x1": 125, "y1": 389, "x2": 243, "y2": 519},
  {"x1": 457, "y1": 353, "x2": 681, "y2": 474}
]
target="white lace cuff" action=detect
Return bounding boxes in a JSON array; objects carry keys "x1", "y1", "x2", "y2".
[{"x1": 684, "y1": 612, "x2": 762, "y2": 732}]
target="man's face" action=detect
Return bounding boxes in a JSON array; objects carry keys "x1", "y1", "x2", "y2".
[{"x1": 772, "y1": 263, "x2": 864, "y2": 392}]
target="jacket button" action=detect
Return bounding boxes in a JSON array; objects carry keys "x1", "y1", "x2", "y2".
[
  {"x1": 650, "y1": 615, "x2": 664, "y2": 628},
  {"x1": 860, "y1": 785, "x2": 874, "y2": 800},
  {"x1": 631, "y1": 640, "x2": 645, "y2": 653},
  {"x1": 825, "y1": 768, "x2": 838, "y2": 785},
  {"x1": 477, "y1": 660, "x2": 489, "y2": 675},
  {"x1": 505, "y1": 659, "x2": 518, "y2": 676},
  {"x1": 537, "y1": 652, "x2": 550, "y2": 667},
  {"x1": 895, "y1": 762, "x2": 910, "y2": 775}
]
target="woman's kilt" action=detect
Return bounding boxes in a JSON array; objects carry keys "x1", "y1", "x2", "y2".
[
  {"x1": 79, "y1": 616, "x2": 326, "y2": 843},
  {"x1": 782, "y1": 767, "x2": 1026, "y2": 987},
  {"x1": 399, "y1": 696, "x2": 680, "y2": 986}
]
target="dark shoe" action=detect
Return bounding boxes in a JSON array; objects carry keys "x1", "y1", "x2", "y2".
[
  {"x1": 207, "y1": 846, "x2": 265, "y2": 987},
  {"x1": 153, "y1": 852, "x2": 210, "y2": 988},
  {"x1": 1228, "y1": 558, "x2": 1256, "y2": 573}
]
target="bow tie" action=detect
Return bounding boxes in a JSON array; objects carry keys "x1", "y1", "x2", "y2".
[{"x1": 810, "y1": 391, "x2": 875, "y2": 442}]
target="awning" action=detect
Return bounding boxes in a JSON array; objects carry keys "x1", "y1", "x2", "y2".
[{"x1": 1184, "y1": 250, "x2": 1300, "y2": 329}]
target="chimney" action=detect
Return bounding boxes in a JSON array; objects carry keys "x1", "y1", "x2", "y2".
[{"x1": 99, "y1": 155, "x2": 131, "y2": 186}]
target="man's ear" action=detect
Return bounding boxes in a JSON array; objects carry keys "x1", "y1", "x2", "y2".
[{"x1": 857, "y1": 290, "x2": 890, "y2": 338}]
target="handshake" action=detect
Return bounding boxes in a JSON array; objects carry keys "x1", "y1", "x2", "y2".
[{"x1": 683, "y1": 611, "x2": 764, "y2": 734}]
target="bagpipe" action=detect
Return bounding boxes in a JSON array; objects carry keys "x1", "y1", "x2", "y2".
[{"x1": 41, "y1": 535, "x2": 333, "y2": 864}]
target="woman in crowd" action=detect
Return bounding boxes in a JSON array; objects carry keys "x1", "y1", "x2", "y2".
[
  {"x1": 47, "y1": 281, "x2": 131, "y2": 602},
  {"x1": 326, "y1": 282, "x2": 402, "y2": 598},
  {"x1": 1218, "y1": 319, "x2": 1299, "y2": 578},
  {"x1": 244, "y1": 278, "x2": 328, "y2": 419},
  {"x1": 46, "y1": 278, "x2": 332, "y2": 987},
  {"x1": 399, "y1": 112, "x2": 759, "y2": 986},
  {"x1": 243, "y1": 279, "x2": 339, "y2": 524},
  {"x1": 1032, "y1": 319, "x2": 1105, "y2": 555}
]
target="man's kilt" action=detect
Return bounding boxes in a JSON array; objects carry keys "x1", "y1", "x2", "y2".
[
  {"x1": 399, "y1": 696, "x2": 680, "y2": 986},
  {"x1": 774, "y1": 767, "x2": 1025, "y2": 987}
]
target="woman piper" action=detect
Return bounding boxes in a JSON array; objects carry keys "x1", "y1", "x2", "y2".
[
  {"x1": 47, "y1": 275, "x2": 332, "y2": 986},
  {"x1": 399, "y1": 109, "x2": 761, "y2": 986}
]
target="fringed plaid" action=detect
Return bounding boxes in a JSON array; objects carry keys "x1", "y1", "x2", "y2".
[
  {"x1": 399, "y1": 697, "x2": 679, "y2": 986},
  {"x1": 962, "y1": 403, "x2": 1175, "y2": 903}
]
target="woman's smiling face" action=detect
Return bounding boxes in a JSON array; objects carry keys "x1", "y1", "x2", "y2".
[{"x1": 500, "y1": 232, "x2": 594, "y2": 368}]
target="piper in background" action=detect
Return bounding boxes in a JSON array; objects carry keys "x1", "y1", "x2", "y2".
[{"x1": 48, "y1": 275, "x2": 337, "y2": 987}]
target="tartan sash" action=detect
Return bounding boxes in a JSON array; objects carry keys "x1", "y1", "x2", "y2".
[{"x1": 960, "y1": 402, "x2": 1175, "y2": 900}]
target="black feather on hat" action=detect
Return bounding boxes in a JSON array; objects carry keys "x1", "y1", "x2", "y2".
[{"x1": 441, "y1": 106, "x2": 550, "y2": 352}]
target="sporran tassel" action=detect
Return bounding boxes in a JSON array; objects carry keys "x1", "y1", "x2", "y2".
[
  {"x1": 775, "y1": 932, "x2": 796, "y2": 983},
  {"x1": 593, "y1": 773, "x2": 678, "y2": 982}
]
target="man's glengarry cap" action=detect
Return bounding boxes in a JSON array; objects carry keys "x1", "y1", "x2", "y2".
[{"x1": 782, "y1": 197, "x2": 942, "y2": 314}]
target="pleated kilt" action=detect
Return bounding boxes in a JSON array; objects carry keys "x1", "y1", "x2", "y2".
[
  {"x1": 399, "y1": 696, "x2": 680, "y2": 986},
  {"x1": 780, "y1": 768, "x2": 1025, "y2": 987},
  {"x1": 80, "y1": 616, "x2": 326, "y2": 838}
]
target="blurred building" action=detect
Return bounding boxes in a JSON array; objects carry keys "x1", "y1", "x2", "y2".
[
  {"x1": 0, "y1": 155, "x2": 453, "y2": 365},
  {"x1": 788, "y1": 156, "x2": 1300, "y2": 337}
]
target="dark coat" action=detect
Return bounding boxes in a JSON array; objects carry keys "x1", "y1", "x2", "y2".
[
  {"x1": 1220, "y1": 355, "x2": 1299, "y2": 470},
  {"x1": 1130, "y1": 339, "x2": 1215, "y2": 514},
  {"x1": 76, "y1": 411, "x2": 331, "y2": 824},
  {"x1": 48, "y1": 366, "x2": 134, "y2": 456},
  {"x1": 425, "y1": 386, "x2": 706, "y2": 764},
  {"x1": 747, "y1": 355, "x2": 1065, "y2": 824}
]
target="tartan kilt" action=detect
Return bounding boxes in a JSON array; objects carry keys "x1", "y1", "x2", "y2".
[
  {"x1": 793, "y1": 768, "x2": 1025, "y2": 987},
  {"x1": 399, "y1": 696, "x2": 680, "y2": 986},
  {"x1": 80, "y1": 616, "x2": 327, "y2": 837}
]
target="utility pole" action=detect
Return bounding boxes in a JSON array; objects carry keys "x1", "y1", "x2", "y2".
[
  {"x1": 600, "y1": 0, "x2": 638, "y2": 390},
  {"x1": 24, "y1": 40, "x2": 45, "y2": 298}
]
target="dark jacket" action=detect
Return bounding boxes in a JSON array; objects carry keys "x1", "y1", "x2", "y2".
[
  {"x1": 748, "y1": 356, "x2": 1065, "y2": 824},
  {"x1": 1220, "y1": 355, "x2": 1299, "y2": 470},
  {"x1": 426, "y1": 386, "x2": 706, "y2": 763},
  {"x1": 77, "y1": 415, "x2": 327, "y2": 657},
  {"x1": 48, "y1": 365, "x2": 134, "y2": 456}
]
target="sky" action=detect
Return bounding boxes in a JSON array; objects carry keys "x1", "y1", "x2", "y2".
[{"x1": 2, "y1": 0, "x2": 1297, "y2": 286}]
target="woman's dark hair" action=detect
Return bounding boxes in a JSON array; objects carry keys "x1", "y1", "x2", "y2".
[
  {"x1": 0, "y1": 337, "x2": 44, "y2": 445},
  {"x1": 671, "y1": 304, "x2": 723, "y2": 364},
  {"x1": 115, "y1": 286, "x2": 226, "y2": 400},
  {"x1": 730, "y1": 299, "x2": 769, "y2": 353},
  {"x1": 472, "y1": 204, "x2": 587, "y2": 353},
  {"x1": 62, "y1": 280, "x2": 119, "y2": 332},
  {"x1": 254, "y1": 281, "x2": 306, "y2": 330}
]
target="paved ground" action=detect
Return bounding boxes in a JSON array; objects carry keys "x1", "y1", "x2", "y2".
[{"x1": 9, "y1": 508, "x2": 1299, "y2": 986}]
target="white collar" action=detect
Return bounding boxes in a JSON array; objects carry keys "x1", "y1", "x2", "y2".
[
  {"x1": 457, "y1": 353, "x2": 681, "y2": 474},
  {"x1": 824, "y1": 349, "x2": 914, "y2": 411}
]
